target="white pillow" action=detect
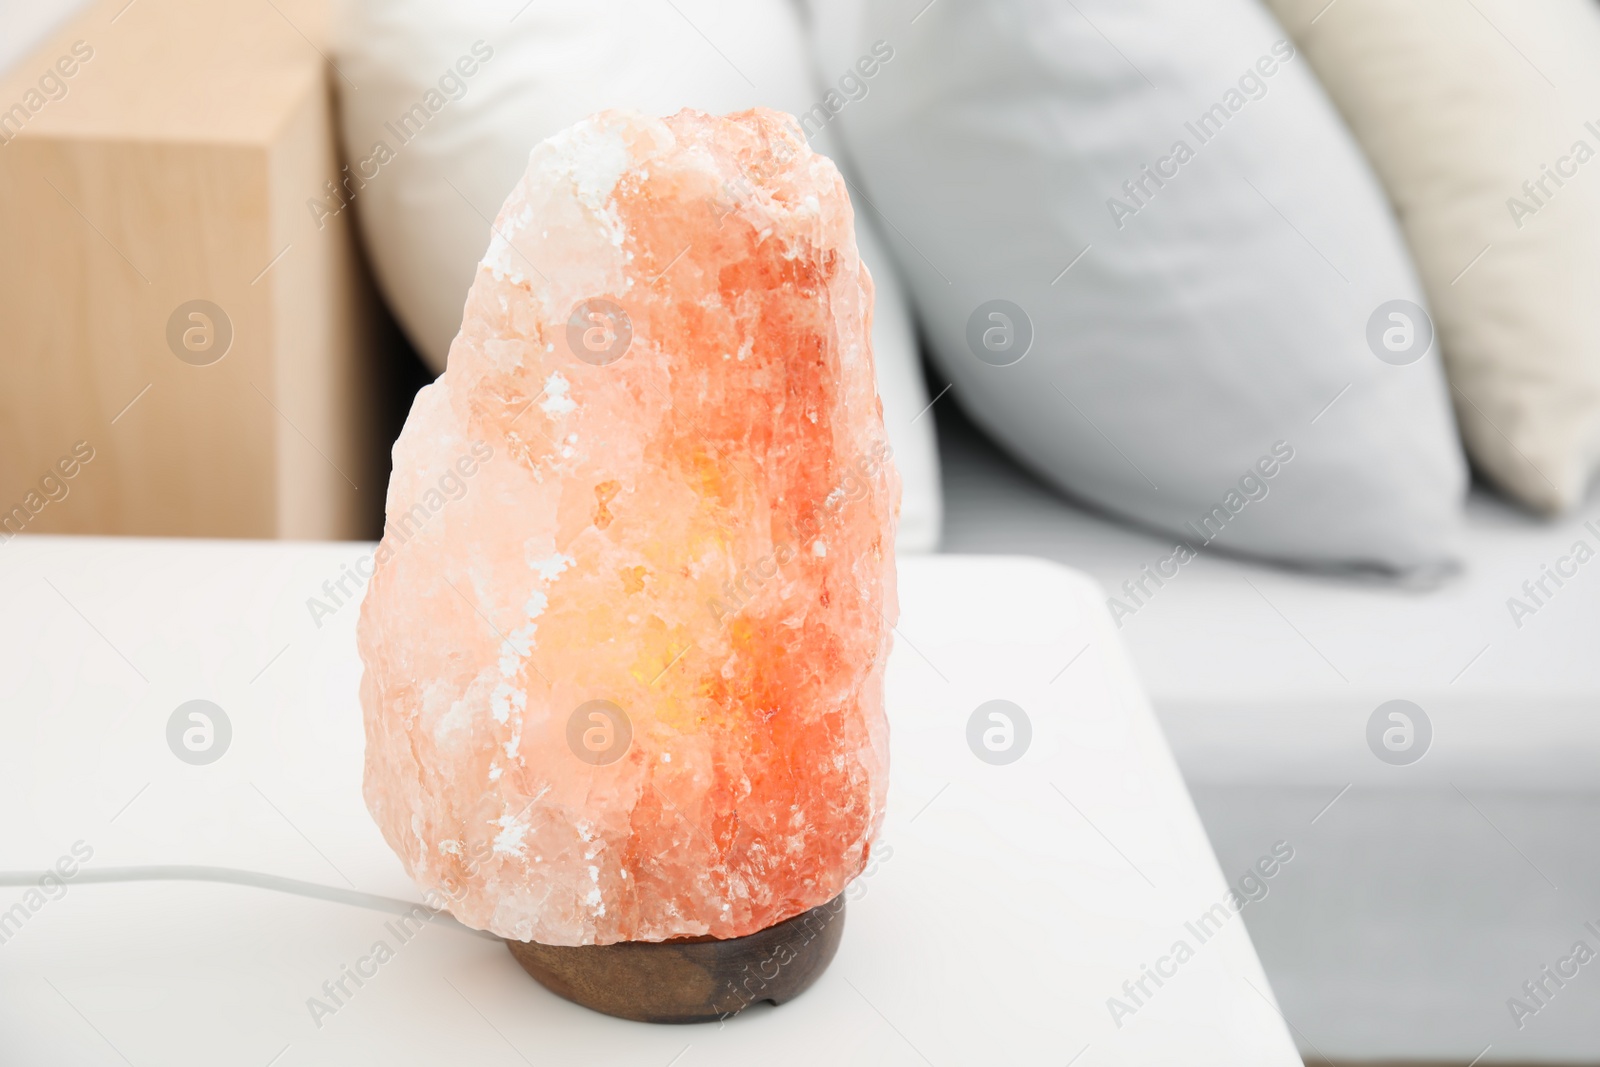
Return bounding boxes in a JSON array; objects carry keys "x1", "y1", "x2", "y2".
[
  {"x1": 806, "y1": 0, "x2": 1469, "y2": 571},
  {"x1": 332, "y1": 0, "x2": 941, "y2": 551},
  {"x1": 1265, "y1": 0, "x2": 1600, "y2": 515}
]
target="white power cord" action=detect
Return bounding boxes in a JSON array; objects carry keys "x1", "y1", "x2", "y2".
[{"x1": 0, "y1": 866, "x2": 500, "y2": 941}]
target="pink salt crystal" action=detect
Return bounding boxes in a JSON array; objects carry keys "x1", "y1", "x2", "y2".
[{"x1": 357, "y1": 108, "x2": 899, "y2": 946}]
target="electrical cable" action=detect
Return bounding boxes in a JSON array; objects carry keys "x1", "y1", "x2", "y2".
[{"x1": 0, "y1": 866, "x2": 501, "y2": 941}]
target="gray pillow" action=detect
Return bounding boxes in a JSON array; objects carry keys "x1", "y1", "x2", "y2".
[{"x1": 806, "y1": 0, "x2": 1468, "y2": 572}]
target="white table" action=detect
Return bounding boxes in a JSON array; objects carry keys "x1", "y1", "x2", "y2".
[{"x1": 0, "y1": 536, "x2": 1300, "y2": 1065}]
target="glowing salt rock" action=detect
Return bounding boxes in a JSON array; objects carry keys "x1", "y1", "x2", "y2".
[{"x1": 357, "y1": 108, "x2": 898, "y2": 946}]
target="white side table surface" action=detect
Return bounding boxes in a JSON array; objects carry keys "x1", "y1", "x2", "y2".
[{"x1": 0, "y1": 536, "x2": 1300, "y2": 1065}]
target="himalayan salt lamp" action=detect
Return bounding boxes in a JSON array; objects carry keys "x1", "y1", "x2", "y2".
[{"x1": 357, "y1": 107, "x2": 898, "y2": 1020}]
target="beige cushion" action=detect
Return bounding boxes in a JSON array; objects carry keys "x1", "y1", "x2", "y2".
[{"x1": 1266, "y1": 0, "x2": 1600, "y2": 513}]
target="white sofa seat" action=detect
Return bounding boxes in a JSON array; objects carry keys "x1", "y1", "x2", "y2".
[{"x1": 939, "y1": 406, "x2": 1600, "y2": 1064}]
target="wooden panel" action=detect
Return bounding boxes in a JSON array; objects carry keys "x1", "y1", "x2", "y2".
[{"x1": 0, "y1": 0, "x2": 379, "y2": 540}]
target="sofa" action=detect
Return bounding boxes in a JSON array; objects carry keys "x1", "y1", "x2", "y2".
[{"x1": 940, "y1": 400, "x2": 1600, "y2": 1063}]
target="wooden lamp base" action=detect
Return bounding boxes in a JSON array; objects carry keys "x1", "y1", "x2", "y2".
[{"x1": 506, "y1": 895, "x2": 845, "y2": 1023}]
